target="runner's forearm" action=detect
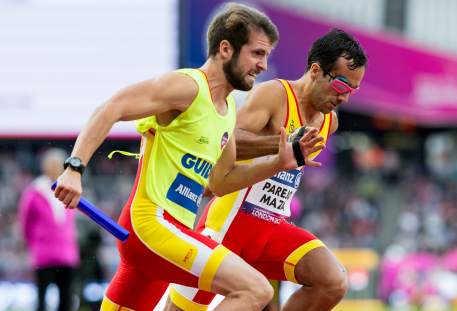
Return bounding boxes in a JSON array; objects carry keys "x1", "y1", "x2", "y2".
[
  {"x1": 209, "y1": 156, "x2": 282, "y2": 197},
  {"x1": 71, "y1": 104, "x2": 118, "y2": 165},
  {"x1": 234, "y1": 128, "x2": 280, "y2": 161}
]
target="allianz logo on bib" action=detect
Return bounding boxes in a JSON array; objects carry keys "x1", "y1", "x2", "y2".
[
  {"x1": 270, "y1": 170, "x2": 303, "y2": 189},
  {"x1": 166, "y1": 173, "x2": 204, "y2": 214}
]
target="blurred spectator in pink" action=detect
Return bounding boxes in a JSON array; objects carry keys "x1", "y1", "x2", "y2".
[
  {"x1": 379, "y1": 245, "x2": 439, "y2": 306},
  {"x1": 289, "y1": 195, "x2": 303, "y2": 224},
  {"x1": 17, "y1": 148, "x2": 80, "y2": 311}
]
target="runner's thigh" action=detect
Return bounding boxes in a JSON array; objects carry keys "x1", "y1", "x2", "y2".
[{"x1": 252, "y1": 221, "x2": 326, "y2": 283}]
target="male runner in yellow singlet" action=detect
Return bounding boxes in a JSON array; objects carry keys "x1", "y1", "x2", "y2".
[
  {"x1": 166, "y1": 28, "x2": 368, "y2": 311},
  {"x1": 53, "y1": 3, "x2": 326, "y2": 311}
]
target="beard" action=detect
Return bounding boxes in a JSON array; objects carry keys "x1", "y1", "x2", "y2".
[{"x1": 223, "y1": 53, "x2": 254, "y2": 91}]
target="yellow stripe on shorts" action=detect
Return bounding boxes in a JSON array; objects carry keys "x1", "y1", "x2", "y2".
[
  {"x1": 198, "y1": 245, "x2": 231, "y2": 291},
  {"x1": 170, "y1": 285, "x2": 209, "y2": 311},
  {"x1": 101, "y1": 296, "x2": 120, "y2": 311},
  {"x1": 284, "y1": 240, "x2": 325, "y2": 284}
]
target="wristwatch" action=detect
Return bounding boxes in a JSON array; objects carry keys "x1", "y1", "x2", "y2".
[{"x1": 63, "y1": 157, "x2": 86, "y2": 176}]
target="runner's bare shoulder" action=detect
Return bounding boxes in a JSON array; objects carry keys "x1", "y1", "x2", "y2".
[
  {"x1": 150, "y1": 71, "x2": 199, "y2": 112},
  {"x1": 241, "y1": 80, "x2": 286, "y2": 115},
  {"x1": 237, "y1": 80, "x2": 287, "y2": 133}
]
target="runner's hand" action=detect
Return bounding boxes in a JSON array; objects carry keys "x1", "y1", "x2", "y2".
[
  {"x1": 277, "y1": 127, "x2": 325, "y2": 170},
  {"x1": 287, "y1": 126, "x2": 318, "y2": 143},
  {"x1": 202, "y1": 186, "x2": 214, "y2": 198},
  {"x1": 300, "y1": 130, "x2": 326, "y2": 167},
  {"x1": 54, "y1": 168, "x2": 83, "y2": 209}
]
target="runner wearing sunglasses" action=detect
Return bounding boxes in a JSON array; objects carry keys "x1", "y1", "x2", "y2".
[{"x1": 317, "y1": 63, "x2": 359, "y2": 96}]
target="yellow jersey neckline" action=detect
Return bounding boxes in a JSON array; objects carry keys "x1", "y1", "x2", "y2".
[{"x1": 196, "y1": 69, "x2": 231, "y2": 120}]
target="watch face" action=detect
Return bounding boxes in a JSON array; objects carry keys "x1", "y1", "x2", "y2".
[{"x1": 70, "y1": 158, "x2": 81, "y2": 167}]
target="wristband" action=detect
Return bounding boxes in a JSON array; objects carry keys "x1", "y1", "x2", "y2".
[{"x1": 291, "y1": 127, "x2": 307, "y2": 167}]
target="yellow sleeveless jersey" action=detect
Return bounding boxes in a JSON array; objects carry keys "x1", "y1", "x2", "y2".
[
  {"x1": 204, "y1": 79, "x2": 332, "y2": 239},
  {"x1": 134, "y1": 69, "x2": 236, "y2": 229}
]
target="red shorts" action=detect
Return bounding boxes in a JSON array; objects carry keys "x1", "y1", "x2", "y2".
[
  {"x1": 198, "y1": 199, "x2": 320, "y2": 280},
  {"x1": 170, "y1": 197, "x2": 325, "y2": 309}
]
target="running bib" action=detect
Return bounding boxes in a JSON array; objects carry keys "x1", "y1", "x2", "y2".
[
  {"x1": 166, "y1": 173, "x2": 204, "y2": 214},
  {"x1": 240, "y1": 156, "x2": 303, "y2": 224}
]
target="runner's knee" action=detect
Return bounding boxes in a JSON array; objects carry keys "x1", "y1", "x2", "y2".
[
  {"x1": 235, "y1": 269, "x2": 273, "y2": 307},
  {"x1": 327, "y1": 269, "x2": 348, "y2": 301},
  {"x1": 249, "y1": 274, "x2": 274, "y2": 307},
  {"x1": 230, "y1": 276, "x2": 273, "y2": 310},
  {"x1": 318, "y1": 271, "x2": 348, "y2": 305},
  {"x1": 296, "y1": 261, "x2": 348, "y2": 301}
]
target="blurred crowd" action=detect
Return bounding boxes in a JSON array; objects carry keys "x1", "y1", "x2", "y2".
[
  {"x1": 0, "y1": 140, "x2": 140, "y2": 309},
  {"x1": 2, "y1": 130, "x2": 457, "y2": 310},
  {"x1": 296, "y1": 166, "x2": 379, "y2": 250}
]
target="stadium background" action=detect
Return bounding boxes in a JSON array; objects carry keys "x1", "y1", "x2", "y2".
[{"x1": 2, "y1": 0, "x2": 457, "y2": 310}]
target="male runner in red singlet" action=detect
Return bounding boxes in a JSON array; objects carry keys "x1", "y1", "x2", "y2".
[
  {"x1": 166, "y1": 28, "x2": 368, "y2": 311},
  {"x1": 53, "y1": 4, "x2": 326, "y2": 311}
]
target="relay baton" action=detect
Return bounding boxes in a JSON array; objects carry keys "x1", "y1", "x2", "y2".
[{"x1": 52, "y1": 181, "x2": 129, "y2": 242}]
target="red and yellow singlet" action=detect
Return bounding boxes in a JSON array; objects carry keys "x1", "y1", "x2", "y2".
[{"x1": 201, "y1": 79, "x2": 331, "y2": 242}]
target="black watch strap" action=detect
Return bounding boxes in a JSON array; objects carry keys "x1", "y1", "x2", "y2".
[{"x1": 64, "y1": 157, "x2": 86, "y2": 176}]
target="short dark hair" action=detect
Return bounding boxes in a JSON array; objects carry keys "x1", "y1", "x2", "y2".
[
  {"x1": 306, "y1": 28, "x2": 368, "y2": 74},
  {"x1": 207, "y1": 3, "x2": 279, "y2": 58}
]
